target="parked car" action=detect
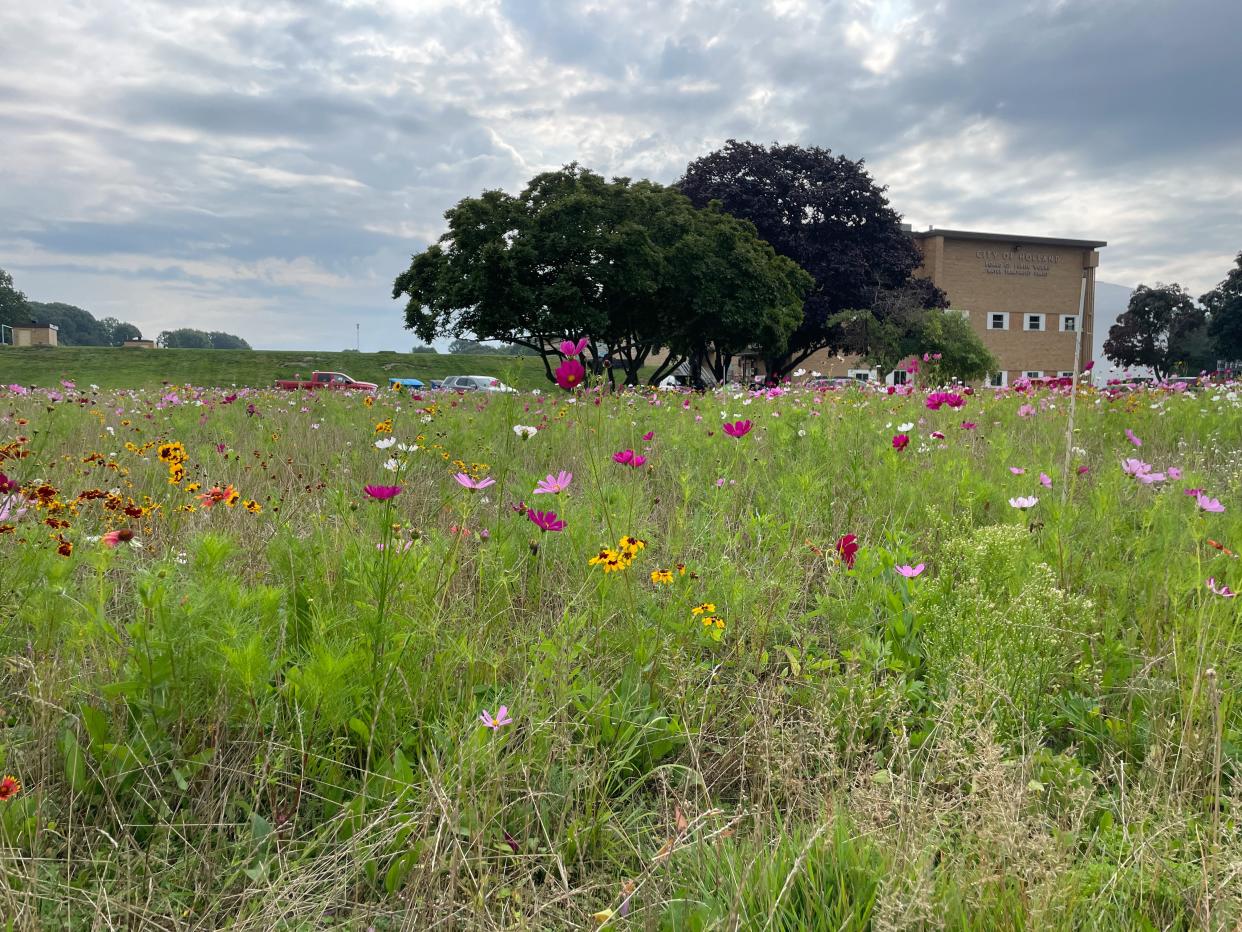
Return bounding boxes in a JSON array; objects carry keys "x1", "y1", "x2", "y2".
[
  {"x1": 274, "y1": 371, "x2": 378, "y2": 391},
  {"x1": 442, "y1": 375, "x2": 517, "y2": 393},
  {"x1": 387, "y1": 377, "x2": 425, "y2": 390}
]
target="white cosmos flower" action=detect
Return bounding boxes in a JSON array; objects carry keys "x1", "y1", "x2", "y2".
[
  {"x1": 898, "y1": 422, "x2": 914, "y2": 432},
  {"x1": 513, "y1": 424, "x2": 538, "y2": 438},
  {"x1": 383, "y1": 458, "x2": 400, "y2": 472},
  {"x1": 375, "y1": 437, "x2": 397, "y2": 449}
]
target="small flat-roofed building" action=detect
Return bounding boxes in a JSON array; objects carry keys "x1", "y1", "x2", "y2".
[
  {"x1": 11, "y1": 322, "x2": 59, "y2": 347},
  {"x1": 123, "y1": 339, "x2": 156, "y2": 349}
]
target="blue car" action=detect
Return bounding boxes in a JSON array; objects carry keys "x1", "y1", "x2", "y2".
[{"x1": 387, "y1": 377, "x2": 425, "y2": 390}]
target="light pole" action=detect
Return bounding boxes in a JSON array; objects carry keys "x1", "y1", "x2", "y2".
[{"x1": 356, "y1": 323, "x2": 360, "y2": 352}]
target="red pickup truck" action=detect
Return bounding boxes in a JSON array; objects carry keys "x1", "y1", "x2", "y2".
[{"x1": 274, "y1": 371, "x2": 378, "y2": 391}]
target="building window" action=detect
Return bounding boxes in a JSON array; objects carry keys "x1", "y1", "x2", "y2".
[
  {"x1": 987, "y1": 313, "x2": 1008, "y2": 331},
  {"x1": 1061, "y1": 315, "x2": 1078, "y2": 332},
  {"x1": 1058, "y1": 371, "x2": 1074, "y2": 377},
  {"x1": 848, "y1": 369, "x2": 872, "y2": 381},
  {"x1": 891, "y1": 370, "x2": 908, "y2": 385},
  {"x1": 1023, "y1": 370, "x2": 1044, "y2": 379},
  {"x1": 1024, "y1": 314, "x2": 1045, "y2": 331},
  {"x1": 986, "y1": 371, "x2": 1007, "y2": 388}
]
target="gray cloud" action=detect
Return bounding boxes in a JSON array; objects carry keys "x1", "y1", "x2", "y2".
[{"x1": 1, "y1": 0, "x2": 1239, "y2": 351}]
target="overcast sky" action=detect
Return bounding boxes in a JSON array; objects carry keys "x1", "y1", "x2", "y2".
[{"x1": 2, "y1": 0, "x2": 1239, "y2": 350}]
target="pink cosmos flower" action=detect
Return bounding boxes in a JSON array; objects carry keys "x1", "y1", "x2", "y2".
[
  {"x1": 559, "y1": 337, "x2": 590, "y2": 357},
  {"x1": 527, "y1": 509, "x2": 565, "y2": 532},
  {"x1": 1122, "y1": 458, "x2": 1151, "y2": 477},
  {"x1": 836, "y1": 534, "x2": 859, "y2": 568},
  {"x1": 1125, "y1": 429, "x2": 1142, "y2": 448},
  {"x1": 1184, "y1": 487, "x2": 1205, "y2": 497},
  {"x1": 480, "y1": 706, "x2": 513, "y2": 730},
  {"x1": 722, "y1": 420, "x2": 753, "y2": 438},
  {"x1": 1167, "y1": 466, "x2": 1182, "y2": 479},
  {"x1": 554, "y1": 358, "x2": 586, "y2": 390},
  {"x1": 1077, "y1": 465, "x2": 1091, "y2": 475},
  {"x1": 1207, "y1": 578, "x2": 1236, "y2": 598},
  {"x1": 961, "y1": 421, "x2": 977, "y2": 430},
  {"x1": 454, "y1": 473, "x2": 496, "y2": 490},
  {"x1": 892, "y1": 434, "x2": 909, "y2": 452},
  {"x1": 1084, "y1": 360, "x2": 1095, "y2": 372},
  {"x1": 364, "y1": 484, "x2": 403, "y2": 500},
  {"x1": 1017, "y1": 404, "x2": 1036, "y2": 418},
  {"x1": 642, "y1": 430, "x2": 654, "y2": 441},
  {"x1": 930, "y1": 430, "x2": 945, "y2": 440},
  {"x1": 1196, "y1": 494, "x2": 1225, "y2": 513},
  {"x1": 1010, "y1": 467, "x2": 1026, "y2": 476},
  {"x1": 533, "y1": 470, "x2": 572, "y2": 494},
  {"x1": 894, "y1": 563, "x2": 925, "y2": 578},
  {"x1": 1009, "y1": 496, "x2": 1039, "y2": 509},
  {"x1": 612, "y1": 450, "x2": 647, "y2": 467},
  {"x1": 1136, "y1": 471, "x2": 1166, "y2": 485},
  {"x1": 1039, "y1": 472, "x2": 1053, "y2": 489}
]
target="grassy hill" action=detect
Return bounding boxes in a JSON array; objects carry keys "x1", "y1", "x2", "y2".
[{"x1": 0, "y1": 346, "x2": 553, "y2": 390}]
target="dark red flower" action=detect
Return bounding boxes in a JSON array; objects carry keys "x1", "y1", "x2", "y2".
[{"x1": 835, "y1": 533, "x2": 859, "y2": 568}]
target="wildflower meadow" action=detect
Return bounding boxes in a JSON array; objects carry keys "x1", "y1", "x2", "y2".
[{"x1": 0, "y1": 368, "x2": 1240, "y2": 929}]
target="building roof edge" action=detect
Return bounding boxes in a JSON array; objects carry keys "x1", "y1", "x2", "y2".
[{"x1": 912, "y1": 228, "x2": 1107, "y2": 249}]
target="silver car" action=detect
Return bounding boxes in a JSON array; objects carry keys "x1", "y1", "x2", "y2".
[{"x1": 442, "y1": 375, "x2": 517, "y2": 393}]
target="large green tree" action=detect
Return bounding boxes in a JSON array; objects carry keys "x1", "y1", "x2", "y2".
[
  {"x1": 393, "y1": 165, "x2": 810, "y2": 386},
  {"x1": 677, "y1": 141, "x2": 945, "y2": 378},
  {"x1": 0, "y1": 267, "x2": 31, "y2": 333},
  {"x1": 1201, "y1": 251, "x2": 1242, "y2": 366},
  {"x1": 1103, "y1": 284, "x2": 1206, "y2": 380}
]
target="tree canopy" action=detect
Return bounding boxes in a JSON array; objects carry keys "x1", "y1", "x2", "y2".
[
  {"x1": 677, "y1": 141, "x2": 945, "y2": 377},
  {"x1": 1104, "y1": 284, "x2": 1206, "y2": 379},
  {"x1": 1, "y1": 267, "x2": 32, "y2": 333},
  {"x1": 848, "y1": 291, "x2": 997, "y2": 384},
  {"x1": 1201, "y1": 251, "x2": 1242, "y2": 365},
  {"x1": 157, "y1": 329, "x2": 251, "y2": 350},
  {"x1": 393, "y1": 165, "x2": 811, "y2": 386}
]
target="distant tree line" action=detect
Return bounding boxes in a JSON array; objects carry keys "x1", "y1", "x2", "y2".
[
  {"x1": 1104, "y1": 254, "x2": 1242, "y2": 378},
  {"x1": 392, "y1": 142, "x2": 997, "y2": 387},
  {"x1": 1, "y1": 267, "x2": 251, "y2": 350},
  {"x1": 1, "y1": 269, "x2": 144, "y2": 346},
  {"x1": 157, "y1": 329, "x2": 251, "y2": 350}
]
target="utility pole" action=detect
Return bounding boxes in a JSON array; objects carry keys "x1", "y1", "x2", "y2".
[{"x1": 356, "y1": 323, "x2": 360, "y2": 352}]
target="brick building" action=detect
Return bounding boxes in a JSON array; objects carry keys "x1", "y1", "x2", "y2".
[{"x1": 732, "y1": 228, "x2": 1105, "y2": 386}]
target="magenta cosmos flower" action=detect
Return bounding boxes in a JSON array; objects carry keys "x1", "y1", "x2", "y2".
[
  {"x1": 1207, "y1": 578, "x2": 1236, "y2": 598},
  {"x1": 612, "y1": 449, "x2": 647, "y2": 467},
  {"x1": 1125, "y1": 428, "x2": 1142, "y2": 448},
  {"x1": 722, "y1": 419, "x2": 753, "y2": 438},
  {"x1": 364, "y1": 484, "x2": 403, "y2": 500},
  {"x1": 892, "y1": 434, "x2": 909, "y2": 452},
  {"x1": 480, "y1": 706, "x2": 513, "y2": 730},
  {"x1": 533, "y1": 470, "x2": 572, "y2": 494},
  {"x1": 894, "y1": 563, "x2": 925, "y2": 578},
  {"x1": 1039, "y1": 472, "x2": 1053, "y2": 489},
  {"x1": 527, "y1": 509, "x2": 565, "y2": 532},
  {"x1": 554, "y1": 358, "x2": 586, "y2": 390},
  {"x1": 454, "y1": 473, "x2": 496, "y2": 491},
  {"x1": 559, "y1": 337, "x2": 590, "y2": 357},
  {"x1": 1196, "y1": 493, "x2": 1225, "y2": 513}
]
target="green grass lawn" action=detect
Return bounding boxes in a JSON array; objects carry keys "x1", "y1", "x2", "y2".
[{"x1": 0, "y1": 346, "x2": 553, "y2": 390}]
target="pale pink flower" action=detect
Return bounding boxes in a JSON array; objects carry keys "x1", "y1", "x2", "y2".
[
  {"x1": 1207, "y1": 578, "x2": 1236, "y2": 598},
  {"x1": 533, "y1": 471, "x2": 572, "y2": 494},
  {"x1": 480, "y1": 706, "x2": 513, "y2": 730},
  {"x1": 894, "y1": 563, "x2": 925, "y2": 578},
  {"x1": 1196, "y1": 494, "x2": 1225, "y2": 513}
]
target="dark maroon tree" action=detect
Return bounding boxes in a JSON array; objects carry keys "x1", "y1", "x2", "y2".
[{"x1": 677, "y1": 141, "x2": 944, "y2": 377}]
